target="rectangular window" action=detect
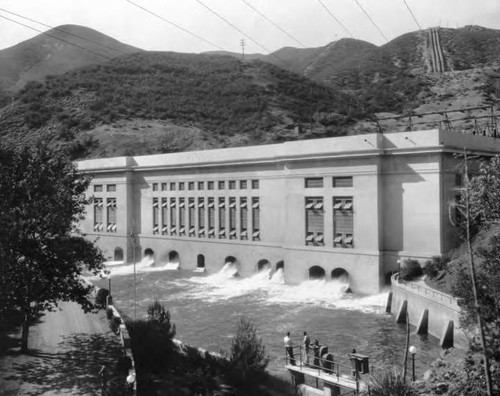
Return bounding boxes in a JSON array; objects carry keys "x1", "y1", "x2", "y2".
[
  {"x1": 170, "y1": 182, "x2": 176, "y2": 191},
  {"x1": 218, "y1": 180, "x2": 225, "y2": 190},
  {"x1": 333, "y1": 177, "x2": 353, "y2": 188},
  {"x1": 198, "y1": 198, "x2": 205, "y2": 236},
  {"x1": 170, "y1": 198, "x2": 177, "y2": 235},
  {"x1": 152, "y1": 198, "x2": 159, "y2": 234},
  {"x1": 93, "y1": 198, "x2": 103, "y2": 231},
  {"x1": 94, "y1": 185, "x2": 103, "y2": 193},
  {"x1": 188, "y1": 198, "x2": 195, "y2": 236},
  {"x1": 239, "y1": 180, "x2": 247, "y2": 189},
  {"x1": 107, "y1": 184, "x2": 116, "y2": 192},
  {"x1": 208, "y1": 198, "x2": 215, "y2": 238},
  {"x1": 240, "y1": 197, "x2": 248, "y2": 239},
  {"x1": 305, "y1": 197, "x2": 324, "y2": 246},
  {"x1": 198, "y1": 181, "x2": 204, "y2": 190},
  {"x1": 188, "y1": 182, "x2": 195, "y2": 191},
  {"x1": 218, "y1": 197, "x2": 226, "y2": 238},
  {"x1": 179, "y1": 182, "x2": 185, "y2": 191},
  {"x1": 333, "y1": 197, "x2": 354, "y2": 248},
  {"x1": 229, "y1": 197, "x2": 236, "y2": 239},
  {"x1": 229, "y1": 180, "x2": 236, "y2": 190},
  {"x1": 106, "y1": 198, "x2": 117, "y2": 233},
  {"x1": 152, "y1": 183, "x2": 158, "y2": 192},
  {"x1": 305, "y1": 178, "x2": 323, "y2": 188},
  {"x1": 252, "y1": 197, "x2": 260, "y2": 240},
  {"x1": 161, "y1": 198, "x2": 168, "y2": 234},
  {"x1": 161, "y1": 183, "x2": 168, "y2": 191},
  {"x1": 251, "y1": 180, "x2": 259, "y2": 189},
  {"x1": 179, "y1": 198, "x2": 186, "y2": 235},
  {"x1": 207, "y1": 181, "x2": 214, "y2": 190}
]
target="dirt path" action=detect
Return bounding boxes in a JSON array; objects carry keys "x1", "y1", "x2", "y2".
[{"x1": 0, "y1": 301, "x2": 123, "y2": 396}]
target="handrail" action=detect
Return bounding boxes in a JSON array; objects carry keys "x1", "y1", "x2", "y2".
[{"x1": 392, "y1": 273, "x2": 460, "y2": 308}]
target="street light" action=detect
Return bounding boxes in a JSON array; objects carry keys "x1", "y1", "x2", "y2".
[{"x1": 409, "y1": 345, "x2": 417, "y2": 381}]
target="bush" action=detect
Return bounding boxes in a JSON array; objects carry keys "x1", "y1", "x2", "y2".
[
  {"x1": 423, "y1": 255, "x2": 450, "y2": 279},
  {"x1": 106, "y1": 307, "x2": 114, "y2": 320},
  {"x1": 364, "y1": 369, "x2": 416, "y2": 395},
  {"x1": 109, "y1": 316, "x2": 121, "y2": 335},
  {"x1": 224, "y1": 318, "x2": 269, "y2": 394},
  {"x1": 95, "y1": 288, "x2": 109, "y2": 309},
  {"x1": 400, "y1": 259, "x2": 423, "y2": 281}
]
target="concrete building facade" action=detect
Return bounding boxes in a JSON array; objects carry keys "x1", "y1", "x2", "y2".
[{"x1": 77, "y1": 129, "x2": 500, "y2": 293}]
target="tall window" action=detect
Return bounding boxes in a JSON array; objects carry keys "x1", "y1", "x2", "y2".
[
  {"x1": 333, "y1": 197, "x2": 354, "y2": 248},
  {"x1": 188, "y1": 182, "x2": 195, "y2": 191},
  {"x1": 170, "y1": 197, "x2": 177, "y2": 235},
  {"x1": 208, "y1": 181, "x2": 214, "y2": 190},
  {"x1": 305, "y1": 197, "x2": 324, "y2": 246},
  {"x1": 106, "y1": 198, "x2": 117, "y2": 233},
  {"x1": 229, "y1": 180, "x2": 236, "y2": 190},
  {"x1": 161, "y1": 198, "x2": 168, "y2": 234},
  {"x1": 229, "y1": 197, "x2": 236, "y2": 239},
  {"x1": 208, "y1": 198, "x2": 215, "y2": 237},
  {"x1": 218, "y1": 197, "x2": 226, "y2": 238},
  {"x1": 188, "y1": 198, "x2": 195, "y2": 236},
  {"x1": 179, "y1": 198, "x2": 186, "y2": 235},
  {"x1": 252, "y1": 197, "x2": 260, "y2": 240},
  {"x1": 152, "y1": 183, "x2": 158, "y2": 191},
  {"x1": 218, "y1": 181, "x2": 225, "y2": 190},
  {"x1": 239, "y1": 180, "x2": 247, "y2": 189},
  {"x1": 161, "y1": 183, "x2": 168, "y2": 191},
  {"x1": 198, "y1": 181, "x2": 205, "y2": 190},
  {"x1": 179, "y1": 182, "x2": 185, "y2": 191},
  {"x1": 93, "y1": 198, "x2": 103, "y2": 231},
  {"x1": 152, "y1": 198, "x2": 159, "y2": 234},
  {"x1": 170, "y1": 182, "x2": 176, "y2": 191},
  {"x1": 198, "y1": 198, "x2": 205, "y2": 237},
  {"x1": 240, "y1": 197, "x2": 248, "y2": 239},
  {"x1": 251, "y1": 180, "x2": 259, "y2": 189}
]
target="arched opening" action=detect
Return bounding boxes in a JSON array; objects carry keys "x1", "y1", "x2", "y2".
[
  {"x1": 224, "y1": 256, "x2": 236, "y2": 264},
  {"x1": 142, "y1": 248, "x2": 155, "y2": 266},
  {"x1": 114, "y1": 247, "x2": 123, "y2": 261},
  {"x1": 271, "y1": 260, "x2": 285, "y2": 283},
  {"x1": 257, "y1": 259, "x2": 271, "y2": 271},
  {"x1": 221, "y1": 256, "x2": 239, "y2": 277},
  {"x1": 168, "y1": 251, "x2": 180, "y2": 263},
  {"x1": 144, "y1": 248, "x2": 154, "y2": 257},
  {"x1": 331, "y1": 268, "x2": 349, "y2": 283},
  {"x1": 309, "y1": 265, "x2": 326, "y2": 280},
  {"x1": 276, "y1": 260, "x2": 285, "y2": 271},
  {"x1": 197, "y1": 254, "x2": 205, "y2": 268}
]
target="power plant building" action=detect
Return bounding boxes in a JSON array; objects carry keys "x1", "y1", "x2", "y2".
[{"x1": 77, "y1": 129, "x2": 500, "y2": 293}]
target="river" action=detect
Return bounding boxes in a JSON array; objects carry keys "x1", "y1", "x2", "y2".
[{"x1": 91, "y1": 258, "x2": 441, "y2": 380}]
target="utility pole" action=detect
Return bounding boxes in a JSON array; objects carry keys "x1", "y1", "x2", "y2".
[
  {"x1": 129, "y1": 226, "x2": 137, "y2": 321},
  {"x1": 240, "y1": 39, "x2": 245, "y2": 60}
]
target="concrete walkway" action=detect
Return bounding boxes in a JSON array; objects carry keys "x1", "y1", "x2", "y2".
[{"x1": 0, "y1": 301, "x2": 123, "y2": 396}]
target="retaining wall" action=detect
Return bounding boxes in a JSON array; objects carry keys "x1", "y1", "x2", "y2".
[{"x1": 387, "y1": 275, "x2": 468, "y2": 348}]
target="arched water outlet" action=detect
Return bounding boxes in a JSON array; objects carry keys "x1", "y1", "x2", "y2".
[
  {"x1": 331, "y1": 268, "x2": 351, "y2": 292},
  {"x1": 165, "y1": 250, "x2": 180, "y2": 270},
  {"x1": 309, "y1": 265, "x2": 326, "y2": 280},
  {"x1": 142, "y1": 248, "x2": 155, "y2": 266},
  {"x1": 114, "y1": 247, "x2": 124, "y2": 261},
  {"x1": 220, "y1": 256, "x2": 239, "y2": 278},
  {"x1": 271, "y1": 260, "x2": 285, "y2": 283},
  {"x1": 257, "y1": 259, "x2": 272, "y2": 279}
]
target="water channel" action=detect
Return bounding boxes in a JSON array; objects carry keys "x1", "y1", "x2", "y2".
[{"x1": 91, "y1": 259, "x2": 441, "y2": 380}]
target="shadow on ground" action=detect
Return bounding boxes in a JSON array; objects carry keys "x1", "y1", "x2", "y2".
[{"x1": 1, "y1": 332, "x2": 123, "y2": 395}]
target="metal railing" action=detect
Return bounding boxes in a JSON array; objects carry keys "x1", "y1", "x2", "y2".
[{"x1": 393, "y1": 273, "x2": 459, "y2": 308}]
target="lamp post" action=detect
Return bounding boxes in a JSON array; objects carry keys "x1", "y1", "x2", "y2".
[
  {"x1": 129, "y1": 227, "x2": 137, "y2": 321},
  {"x1": 409, "y1": 346, "x2": 417, "y2": 381},
  {"x1": 397, "y1": 259, "x2": 401, "y2": 283}
]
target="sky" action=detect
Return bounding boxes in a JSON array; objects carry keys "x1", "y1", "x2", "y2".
[{"x1": 0, "y1": 0, "x2": 499, "y2": 54}]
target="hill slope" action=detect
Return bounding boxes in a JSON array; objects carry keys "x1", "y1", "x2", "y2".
[
  {"x1": 0, "y1": 51, "x2": 365, "y2": 159},
  {"x1": 0, "y1": 24, "x2": 140, "y2": 93}
]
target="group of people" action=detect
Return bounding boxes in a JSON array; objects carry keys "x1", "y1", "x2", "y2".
[{"x1": 283, "y1": 331, "x2": 321, "y2": 367}]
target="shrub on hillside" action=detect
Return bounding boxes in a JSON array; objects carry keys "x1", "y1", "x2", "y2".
[
  {"x1": 95, "y1": 288, "x2": 109, "y2": 309},
  {"x1": 423, "y1": 255, "x2": 450, "y2": 279},
  {"x1": 364, "y1": 369, "x2": 416, "y2": 396},
  {"x1": 400, "y1": 259, "x2": 423, "y2": 281}
]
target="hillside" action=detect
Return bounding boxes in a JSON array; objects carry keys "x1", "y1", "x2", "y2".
[
  {"x1": 0, "y1": 24, "x2": 140, "y2": 94},
  {"x1": 0, "y1": 51, "x2": 365, "y2": 159}
]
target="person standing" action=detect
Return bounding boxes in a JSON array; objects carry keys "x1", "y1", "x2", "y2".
[
  {"x1": 303, "y1": 331, "x2": 311, "y2": 365},
  {"x1": 284, "y1": 331, "x2": 296, "y2": 365}
]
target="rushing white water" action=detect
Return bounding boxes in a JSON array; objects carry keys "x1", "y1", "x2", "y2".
[
  {"x1": 164, "y1": 262, "x2": 180, "y2": 270},
  {"x1": 270, "y1": 268, "x2": 285, "y2": 284}
]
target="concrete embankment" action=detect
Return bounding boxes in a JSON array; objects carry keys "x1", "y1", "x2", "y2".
[{"x1": 387, "y1": 275, "x2": 468, "y2": 348}]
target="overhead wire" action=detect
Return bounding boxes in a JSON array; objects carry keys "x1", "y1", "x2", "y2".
[
  {"x1": 401, "y1": 0, "x2": 422, "y2": 30},
  {"x1": 0, "y1": 7, "x2": 135, "y2": 56},
  {"x1": 0, "y1": 13, "x2": 113, "y2": 60},
  {"x1": 352, "y1": 0, "x2": 388, "y2": 42},
  {"x1": 125, "y1": 0, "x2": 226, "y2": 51},
  {"x1": 316, "y1": 0, "x2": 354, "y2": 38},
  {"x1": 240, "y1": 0, "x2": 307, "y2": 48}
]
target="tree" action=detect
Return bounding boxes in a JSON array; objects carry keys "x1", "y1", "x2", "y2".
[
  {"x1": 225, "y1": 318, "x2": 269, "y2": 393},
  {"x1": 0, "y1": 142, "x2": 104, "y2": 352}
]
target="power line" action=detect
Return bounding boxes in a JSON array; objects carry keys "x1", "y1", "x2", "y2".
[
  {"x1": 125, "y1": 0, "x2": 226, "y2": 51},
  {"x1": 194, "y1": 0, "x2": 273, "y2": 54},
  {"x1": 0, "y1": 7, "x2": 135, "y2": 56},
  {"x1": 0, "y1": 13, "x2": 112, "y2": 60},
  {"x1": 352, "y1": 0, "x2": 388, "y2": 42},
  {"x1": 240, "y1": 0, "x2": 307, "y2": 47},
  {"x1": 316, "y1": 0, "x2": 354, "y2": 38},
  {"x1": 401, "y1": 0, "x2": 422, "y2": 30}
]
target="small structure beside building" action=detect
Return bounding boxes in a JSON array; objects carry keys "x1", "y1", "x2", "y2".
[{"x1": 77, "y1": 128, "x2": 500, "y2": 293}]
